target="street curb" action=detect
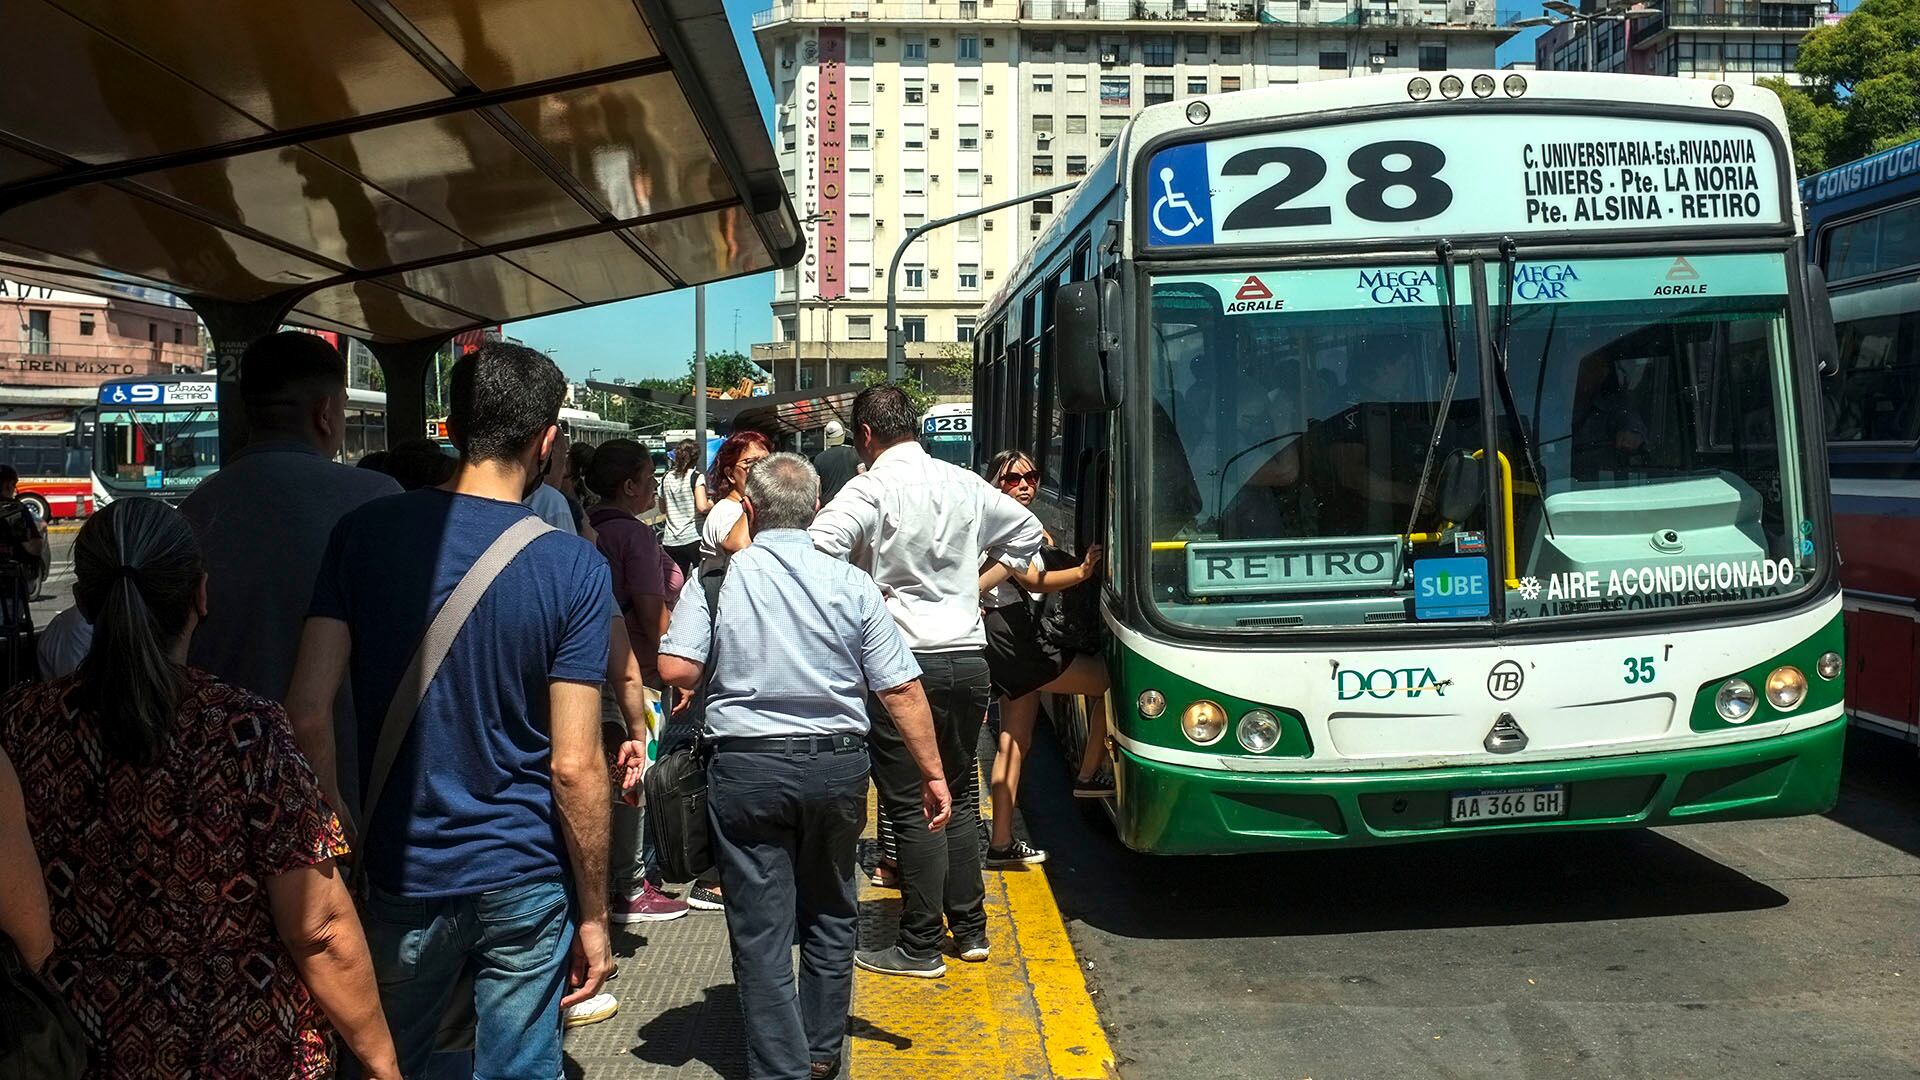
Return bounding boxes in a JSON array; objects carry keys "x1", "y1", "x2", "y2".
[{"x1": 1000, "y1": 862, "x2": 1120, "y2": 1079}]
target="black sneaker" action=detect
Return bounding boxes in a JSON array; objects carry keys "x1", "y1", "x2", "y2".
[
  {"x1": 953, "y1": 935, "x2": 990, "y2": 962},
  {"x1": 1072, "y1": 770, "x2": 1116, "y2": 799},
  {"x1": 855, "y1": 945, "x2": 946, "y2": 979},
  {"x1": 687, "y1": 883, "x2": 724, "y2": 911},
  {"x1": 984, "y1": 838, "x2": 1048, "y2": 867}
]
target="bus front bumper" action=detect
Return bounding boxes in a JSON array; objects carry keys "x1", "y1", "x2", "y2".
[{"x1": 1111, "y1": 717, "x2": 1846, "y2": 855}]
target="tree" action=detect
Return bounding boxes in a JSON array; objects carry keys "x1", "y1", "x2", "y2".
[
  {"x1": 1766, "y1": 0, "x2": 1920, "y2": 175},
  {"x1": 936, "y1": 342, "x2": 975, "y2": 393},
  {"x1": 684, "y1": 350, "x2": 768, "y2": 394},
  {"x1": 852, "y1": 368, "x2": 937, "y2": 416}
]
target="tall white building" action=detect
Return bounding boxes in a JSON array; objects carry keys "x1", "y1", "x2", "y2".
[
  {"x1": 1532, "y1": 0, "x2": 1831, "y2": 83},
  {"x1": 752, "y1": 1, "x2": 1513, "y2": 395}
]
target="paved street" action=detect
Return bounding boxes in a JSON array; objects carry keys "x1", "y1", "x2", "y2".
[{"x1": 1020, "y1": 719, "x2": 1920, "y2": 1080}]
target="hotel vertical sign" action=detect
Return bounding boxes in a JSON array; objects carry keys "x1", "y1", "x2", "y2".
[{"x1": 809, "y1": 28, "x2": 846, "y2": 299}]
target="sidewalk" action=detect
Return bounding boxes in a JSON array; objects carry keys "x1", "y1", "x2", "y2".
[{"x1": 563, "y1": 748, "x2": 1116, "y2": 1079}]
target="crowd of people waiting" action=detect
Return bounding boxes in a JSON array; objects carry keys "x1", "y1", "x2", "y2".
[{"x1": 0, "y1": 332, "x2": 1110, "y2": 1080}]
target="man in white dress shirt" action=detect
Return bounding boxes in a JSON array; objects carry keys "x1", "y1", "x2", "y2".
[{"x1": 810, "y1": 384, "x2": 1046, "y2": 978}]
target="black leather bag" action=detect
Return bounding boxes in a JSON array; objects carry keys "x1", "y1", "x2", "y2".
[
  {"x1": 0, "y1": 938, "x2": 88, "y2": 1080},
  {"x1": 642, "y1": 567, "x2": 725, "y2": 882}
]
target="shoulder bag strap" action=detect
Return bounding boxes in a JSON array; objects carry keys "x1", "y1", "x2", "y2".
[{"x1": 351, "y1": 515, "x2": 556, "y2": 889}]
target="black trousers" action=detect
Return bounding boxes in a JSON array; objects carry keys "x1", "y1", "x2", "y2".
[
  {"x1": 868, "y1": 651, "x2": 992, "y2": 958},
  {"x1": 708, "y1": 743, "x2": 869, "y2": 1080}
]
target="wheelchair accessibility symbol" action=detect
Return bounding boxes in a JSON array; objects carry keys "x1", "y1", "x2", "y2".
[
  {"x1": 1146, "y1": 144, "x2": 1213, "y2": 246},
  {"x1": 1153, "y1": 167, "x2": 1203, "y2": 238}
]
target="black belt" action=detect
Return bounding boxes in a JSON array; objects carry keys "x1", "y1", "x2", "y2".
[{"x1": 711, "y1": 733, "x2": 865, "y2": 755}]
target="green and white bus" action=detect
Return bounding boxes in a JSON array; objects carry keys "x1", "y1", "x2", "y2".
[{"x1": 974, "y1": 71, "x2": 1845, "y2": 854}]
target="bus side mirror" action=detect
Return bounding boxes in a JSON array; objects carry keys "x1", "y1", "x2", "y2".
[
  {"x1": 1055, "y1": 279, "x2": 1124, "y2": 413},
  {"x1": 1808, "y1": 265, "x2": 1840, "y2": 377}
]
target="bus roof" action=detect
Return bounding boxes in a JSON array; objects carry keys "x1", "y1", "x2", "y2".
[{"x1": 1799, "y1": 137, "x2": 1920, "y2": 221}]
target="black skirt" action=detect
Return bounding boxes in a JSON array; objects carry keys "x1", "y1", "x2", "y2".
[{"x1": 983, "y1": 601, "x2": 1074, "y2": 699}]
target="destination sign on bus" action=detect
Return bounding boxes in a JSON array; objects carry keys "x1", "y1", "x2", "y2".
[
  {"x1": 1146, "y1": 114, "x2": 1783, "y2": 249},
  {"x1": 1186, "y1": 536, "x2": 1402, "y2": 596},
  {"x1": 97, "y1": 381, "x2": 216, "y2": 407}
]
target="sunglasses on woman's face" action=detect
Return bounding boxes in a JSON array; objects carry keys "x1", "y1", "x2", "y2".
[{"x1": 998, "y1": 470, "x2": 1041, "y2": 487}]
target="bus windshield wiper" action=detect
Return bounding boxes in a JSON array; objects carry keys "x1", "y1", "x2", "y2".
[
  {"x1": 1404, "y1": 240, "x2": 1458, "y2": 543},
  {"x1": 1493, "y1": 237, "x2": 1555, "y2": 540}
]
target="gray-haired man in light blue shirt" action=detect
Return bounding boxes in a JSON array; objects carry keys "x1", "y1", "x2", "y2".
[{"x1": 660, "y1": 452, "x2": 949, "y2": 1080}]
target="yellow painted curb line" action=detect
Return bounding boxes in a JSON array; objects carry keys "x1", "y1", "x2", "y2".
[{"x1": 1000, "y1": 864, "x2": 1118, "y2": 1079}]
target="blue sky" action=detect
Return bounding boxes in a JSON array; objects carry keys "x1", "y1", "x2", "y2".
[{"x1": 511, "y1": 0, "x2": 1549, "y2": 384}]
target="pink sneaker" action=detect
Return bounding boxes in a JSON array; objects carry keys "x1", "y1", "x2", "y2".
[{"x1": 612, "y1": 881, "x2": 690, "y2": 923}]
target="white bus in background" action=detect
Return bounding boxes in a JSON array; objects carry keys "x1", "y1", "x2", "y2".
[{"x1": 921, "y1": 402, "x2": 973, "y2": 469}]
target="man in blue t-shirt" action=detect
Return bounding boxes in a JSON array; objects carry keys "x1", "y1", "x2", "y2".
[{"x1": 286, "y1": 342, "x2": 617, "y2": 1078}]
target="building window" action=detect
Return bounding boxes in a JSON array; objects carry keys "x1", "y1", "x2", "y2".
[
  {"x1": 779, "y1": 316, "x2": 797, "y2": 342},
  {"x1": 851, "y1": 129, "x2": 871, "y2": 150},
  {"x1": 1067, "y1": 154, "x2": 1088, "y2": 176},
  {"x1": 850, "y1": 168, "x2": 872, "y2": 196},
  {"x1": 959, "y1": 34, "x2": 980, "y2": 60},
  {"x1": 1099, "y1": 75, "x2": 1130, "y2": 107},
  {"x1": 957, "y1": 317, "x2": 976, "y2": 343},
  {"x1": 1032, "y1": 76, "x2": 1053, "y2": 94},
  {"x1": 848, "y1": 316, "x2": 873, "y2": 340},
  {"x1": 905, "y1": 169, "x2": 926, "y2": 194},
  {"x1": 1067, "y1": 73, "x2": 1088, "y2": 98},
  {"x1": 174, "y1": 326, "x2": 183, "y2": 345},
  {"x1": 77, "y1": 312, "x2": 95, "y2": 336},
  {"x1": 851, "y1": 77, "x2": 871, "y2": 104},
  {"x1": 903, "y1": 316, "x2": 927, "y2": 342},
  {"x1": 1100, "y1": 114, "x2": 1126, "y2": 147},
  {"x1": 1188, "y1": 76, "x2": 1208, "y2": 94},
  {"x1": 960, "y1": 169, "x2": 981, "y2": 196},
  {"x1": 780, "y1": 267, "x2": 798, "y2": 293},
  {"x1": 1144, "y1": 35, "x2": 1175, "y2": 67},
  {"x1": 959, "y1": 218, "x2": 981, "y2": 241},
  {"x1": 1035, "y1": 113, "x2": 1055, "y2": 134},
  {"x1": 1033, "y1": 197, "x2": 1054, "y2": 214},
  {"x1": 959, "y1": 78, "x2": 980, "y2": 104},
  {"x1": 1033, "y1": 155, "x2": 1054, "y2": 176},
  {"x1": 851, "y1": 213, "x2": 874, "y2": 241},
  {"x1": 1419, "y1": 44, "x2": 1446, "y2": 70},
  {"x1": 1102, "y1": 37, "x2": 1127, "y2": 64},
  {"x1": 959, "y1": 123, "x2": 981, "y2": 150},
  {"x1": 1067, "y1": 33, "x2": 1090, "y2": 53},
  {"x1": 905, "y1": 125, "x2": 926, "y2": 149},
  {"x1": 1268, "y1": 34, "x2": 1297, "y2": 61},
  {"x1": 906, "y1": 213, "x2": 925, "y2": 234},
  {"x1": 1066, "y1": 114, "x2": 1088, "y2": 134},
  {"x1": 1319, "y1": 49, "x2": 1348, "y2": 71},
  {"x1": 905, "y1": 35, "x2": 926, "y2": 60},
  {"x1": 1144, "y1": 75, "x2": 1174, "y2": 105},
  {"x1": 25, "y1": 310, "x2": 50, "y2": 354},
  {"x1": 960, "y1": 264, "x2": 980, "y2": 290},
  {"x1": 905, "y1": 265, "x2": 926, "y2": 290},
  {"x1": 905, "y1": 81, "x2": 925, "y2": 104},
  {"x1": 1219, "y1": 35, "x2": 1241, "y2": 56},
  {"x1": 1221, "y1": 74, "x2": 1241, "y2": 92},
  {"x1": 1187, "y1": 33, "x2": 1209, "y2": 56},
  {"x1": 851, "y1": 265, "x2": 872, "y2": 293},
  {"x1": 850, "y1": 33, "x2": 871, "y2": 60},
  {"x1": 1031, "y1": 32, "x2": 1057, "y2": 53},
  {"x1": 960, "y1": 0, "x2": 977, "y2": 15}
]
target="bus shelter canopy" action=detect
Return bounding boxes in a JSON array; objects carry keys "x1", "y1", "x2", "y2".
[
  {"x1": 0, "y1": 0, "x2": 803, "y2": 344},
  {"x1": 590, "y1": 380, "x2": 860, "y2": 439}
]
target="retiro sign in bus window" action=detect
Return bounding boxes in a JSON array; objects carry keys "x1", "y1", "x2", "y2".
[{"x1": 1145, "y1": 114, "x2": 1785, "y2": 249}]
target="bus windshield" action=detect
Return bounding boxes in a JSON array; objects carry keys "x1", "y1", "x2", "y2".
[
  {"x1": 95, "y1": 407, "x2": 220, "y2": 494},
  {"x1": 1144, "y1": 253, "x2": 1816, "y2": 630}
]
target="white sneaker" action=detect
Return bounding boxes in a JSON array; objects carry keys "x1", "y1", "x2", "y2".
[{"x1": 563, "y1": 991, "x2": 620, "y2": 1029}]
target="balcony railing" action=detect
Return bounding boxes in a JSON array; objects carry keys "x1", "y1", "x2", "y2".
[
  {"x1": 756, "y1": 0, "x2": 1511, "y2": 24},
  {"x1": 1635, "y1": 6, "x2": 1826, "y2": 32},
  {"x1": 755, "y1": 1, "x2": 1005, "y2": 25}
]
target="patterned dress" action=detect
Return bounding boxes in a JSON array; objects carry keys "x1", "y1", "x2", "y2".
[{"x1": 0, "y1": 670, "x2": 350, "y2": 1080}]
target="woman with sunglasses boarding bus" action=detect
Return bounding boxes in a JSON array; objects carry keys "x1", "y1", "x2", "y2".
[{"x1": 978, "y1": 449, "x2": 1113, "y2": 867}]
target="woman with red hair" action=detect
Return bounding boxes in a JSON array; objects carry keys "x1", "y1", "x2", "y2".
[{"x1": 699, "y1": 430, "x2": 774, "y2": 574}]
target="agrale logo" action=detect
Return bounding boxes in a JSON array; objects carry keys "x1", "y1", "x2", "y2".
[
  {"x1": 1335, "y1": 667, "x2": 1447, "y2": 700},
  {"x1": 1226, "y1": 275, "x2": 1284, "y2": 314}
]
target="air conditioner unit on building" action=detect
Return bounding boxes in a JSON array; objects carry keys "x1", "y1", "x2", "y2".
[
  {"x1": 984, "y1": 174, "x2": 994, "y2": 184},
  {"x1": 877, "y1": 36, "x2": 888, "y2": 45},
  {"x1": 986, "y1": 129, "x2": 995, "y2": 139},
  {"x1": 1030, "y1": 215, "x2": 1042, "y2": 229},
  {"x1": 984, "y1": 219, "x2": 995, "y2": 230},
  {"x1": 986, "y1": 36, "x2": 996, "y2": 45},
  {"x1": 932, "y1": 82, "x2": 941, "y2": 92},
  {"x1": 1101, "y1": 50, "x2": 1118, "y2": 63},
  {"x1": 986, "y1": 84, "x2": 996, "y2": 93},
  {"x1": 932, "y1": 127, "x2": 941, "y2": 138},
  {"x1": 877, "y1": 218, "x2": 886, "y2": 228},
  {"x1": 932, "y1": 37, "x2": 942, "y2": 45},
  {"x1": 930, "y1": 268, "x2": 940, "y2": 278},
  {"x1": 1037, "y1": 134, "x2": 1052, "y2": 147},
  {"x1": 877, "y1": 128, "x2": 886, "y2": 138}
]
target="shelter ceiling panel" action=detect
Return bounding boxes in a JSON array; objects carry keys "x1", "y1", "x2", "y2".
[
  {"x1": 634, "y1": 207, "x2": 760, "y2": 284},
  {"x1": 376, "y1": 254, "x2": 579, "y2": 323},
  {"x1": 303, "y1": 112, "x2": 600, "y2": 247},
  {"x1": 0, "y1": 186, "x2": 336, "y2": 301},
  {"x1": 47, "y1": 0, "x2": 452, "y2": 130},
  {"x1": 499, "y1": 74, "x2": 730, "y2": 219},
  {"x1": 0, "y1": 0, "x2": 268, "y2": 164},
  {"x1": 502, "y1": 231, "x2": 671, "y2": 304},
  {"x1": 296, "y1": 281, "x2": 476, "y2": 341},
  {"x1": 386, "y1": 0, "x2": 662, "y2": 91},
  {"x1": 0, "y1": 147, "x2": 60, "y2": 186},
  {"x1": 131, "y1": 148, "x2": 474, "y2": 269}
]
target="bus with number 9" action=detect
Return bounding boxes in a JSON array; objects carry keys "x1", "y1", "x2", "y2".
[{"x1": 973, "y1": 71, "x2": 1844, "y2": 854}]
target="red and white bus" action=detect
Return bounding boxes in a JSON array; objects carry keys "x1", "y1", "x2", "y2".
[{"x1": 0, "y1": 387, "x2": 95, "y2": 521}]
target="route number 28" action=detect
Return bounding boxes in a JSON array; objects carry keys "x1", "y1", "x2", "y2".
[{"x1": 1220, "y1": 140, "x2": 1453, "y2": 230}]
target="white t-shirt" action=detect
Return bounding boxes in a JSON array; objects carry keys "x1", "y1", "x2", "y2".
[
  {"x1": 699, "y1": 498, "x2": 745, "y2": 574},
  {"x1": 37, "y1": 606, "x2": 92, "y2": 680},
  {"x1": 660, "y1": 470, "x2": 703, "y2": 548}
]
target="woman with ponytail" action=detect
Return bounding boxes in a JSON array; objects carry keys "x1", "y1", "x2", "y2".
[{"x1": 0, "y1": 498, "x2": 399, "y2": 1080}]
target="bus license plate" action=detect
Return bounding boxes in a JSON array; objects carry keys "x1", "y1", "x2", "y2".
[{"x1": 1448, "y1": 785, "x2": 1566, "y2": 824}]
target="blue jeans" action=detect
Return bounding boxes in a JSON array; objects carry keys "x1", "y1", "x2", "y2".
[
  {"x1": 708, "y1": 743, "x2": 869, "y2": 1080},
  {"x1": 360, "y1": 878, "x2": 575, "y2": 1080}
]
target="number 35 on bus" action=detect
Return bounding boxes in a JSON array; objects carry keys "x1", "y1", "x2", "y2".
[{"x1": 975, "y1": 72, "x2": 1845, "y2": 855}]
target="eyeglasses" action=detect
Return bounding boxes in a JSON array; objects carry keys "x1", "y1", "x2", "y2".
[{"x1": 997, "y1": 470, "x2": 1041, "y2": 487}]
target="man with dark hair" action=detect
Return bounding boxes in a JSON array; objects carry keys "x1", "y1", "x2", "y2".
[
  {"x1": 286, "y1": 341, "x2": 619, "y2": 1075},
  {"x1": 0, "y1": 463, "x2": 44, "y2": 689},
  {"x1": 810, "y1": 383, "x2": 1045, "y2": 978},
  {"x1": 182, "y1": 331, "x2": 399, "y2": 796},
  {"x1": 811, "y1": 419, "x2": 862, "y2": 503}
]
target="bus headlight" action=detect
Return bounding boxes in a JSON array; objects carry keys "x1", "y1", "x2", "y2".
[
  {"x1": 1182, "y1": 700, "x2": 1228, "y2": 745},
  {"x1": 1816, "y1": 652, "x2": 1842, "y2": 680},
  {"x1": 1715, "y1": 678, "x2": 1757, "y2": 723},
  {"x1": 1137, "y1": 690, "x2": 1167, "y2": 719},
  {"x1": 1766, "y1": 666, "x2": 1807, "y2": 710},
  {"x1": 1237, "y1": 710, "x2": 1281, "y2": 753}
]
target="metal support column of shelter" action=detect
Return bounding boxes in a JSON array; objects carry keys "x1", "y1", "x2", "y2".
[
  {"x1": 694, "y1": 284, "x2": 708, "y2": 458},
  {"x1": 884, "y1": 180, "x2": 1079, "y2": 381},
  {"x1": 188, "y1": 294, "x2": 301, "y2": 462},
  {"x1": 367, "y1": 339, "x2": 448, "y2": 454}
]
